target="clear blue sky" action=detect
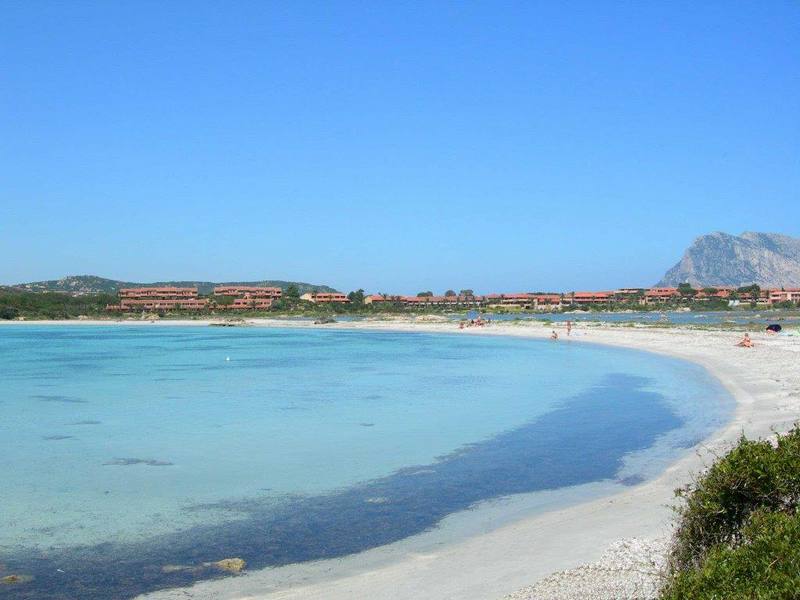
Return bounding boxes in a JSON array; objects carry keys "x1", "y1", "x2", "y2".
[{"x1": 2, "y1": 1, "x2": 798, "y2": 294}]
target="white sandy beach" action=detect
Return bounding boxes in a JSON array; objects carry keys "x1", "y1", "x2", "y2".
[{"x1": 5, "y1": 318, "x2": 799, "y2": 599}]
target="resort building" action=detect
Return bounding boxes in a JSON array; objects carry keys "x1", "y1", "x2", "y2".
[
  {"x1": 301, "y1": 292, "x2": 350, "y2": 304},
  {"x1": 768, "y1": 289, "x2": 800, "y2": 305},
  {"x1": 485, "y1": 293, "x2": 534, "y2": 308},
  {"x1": 213, "y1": 285, "x2": 282, "y2": 300},
  {"x1": 107, "y1": 298, "x2": 210, "y2": 311},
  {"x1": 118, "y1": 287, "x2": 198, "y2": 299},
  {"x1": 401, "y1": 295, "x2": 484, "y2": 307},
  {"x1": 221, "y1": 298, "x2": 275, "y2": 310},
  {"x1": 211, "y1": 285, "x2": 282, "y2": 310},
  {"x1": 484, "y1": 293, "x2": 562, "y2": 310},
  {"x1": 107, "y1": 287, "x2": 208, "y2": 312},
  {"x1": 643, "y1": 287, "x2": 681, "y2": 305},
  {"x1": 694, "y1": 288, "x2": 734, "y2": 302},
  {"x1": 364, "y1": 294, "x2": 404, "y2": 305},
  {"x1": 532, "y1": 294, "x2": 563, "y2": 309},
  {"x1": 567, "y1": 291, "x2": 614, "y2": 305},
  {"x1": 613, "y1": 288, "x2": 645, "y2": 303}
]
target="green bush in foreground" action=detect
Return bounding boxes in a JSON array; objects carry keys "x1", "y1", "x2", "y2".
[
  {"x1": 661, "y1": 426, "x2": 800, "y2": 599},
  {"x1": 669, "y1": 427, "x2": 800, "y2": 571},
  {"x1": 662, "y1": 510, "x2": 800, "y2": 599}
]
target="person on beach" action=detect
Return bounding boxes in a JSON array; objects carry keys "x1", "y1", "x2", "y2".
[
  {"x1": 566, "y1": 320, "x2": 572, "y2": 336},
  {"x1": 550, "y1": 330, "x2": 558, "y2": 340},
  {"x1": 736, "y1": 333, "x2": 753, "y2": 348}
]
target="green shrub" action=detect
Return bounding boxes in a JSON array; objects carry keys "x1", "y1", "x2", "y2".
[
  {"x1": 669, "y1": 427, "x2": 800, "y2": 572},
  {"x1": 661, "y1": 426, "x2": 800, "y2": 598},
  {"x1": 662, "y1": 510, "x2": 800, "y2": 599}
]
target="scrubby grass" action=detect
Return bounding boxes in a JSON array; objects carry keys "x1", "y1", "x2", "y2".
[{"x1": 661, "y1": 426, "x2": 800, "y2": 599}]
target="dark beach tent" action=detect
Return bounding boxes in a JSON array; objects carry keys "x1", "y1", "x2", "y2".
[{"x1": 766, "y1": 324, "x2": 782, "y2": 333}]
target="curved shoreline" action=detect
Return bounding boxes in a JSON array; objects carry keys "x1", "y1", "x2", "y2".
[
  {"x1": 121, "y1": 319, "x2": 798, "y2": 600},
  {"x1": 4, "y1": 319, "x2": 797, "y2": 599}
]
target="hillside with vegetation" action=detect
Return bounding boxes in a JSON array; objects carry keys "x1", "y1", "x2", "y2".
[{"x1": 12, "y1": 275, "x2": 338, "y2": 296}]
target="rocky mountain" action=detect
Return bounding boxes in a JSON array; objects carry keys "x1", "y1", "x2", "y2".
[
  {"x1": 12, "y1": 275, "x2": 339, "y2": 296},
  {"x1": 658, "y1": 232, "x2": 800, "y2": 288}
]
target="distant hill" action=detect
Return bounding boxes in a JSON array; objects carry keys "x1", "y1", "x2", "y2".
[
  {"x1": 658, "y1": 232, "x2": 800, "y2": 288},
  {"x1": 12, "y1": 275, "x2": 339, "y2": 296}
]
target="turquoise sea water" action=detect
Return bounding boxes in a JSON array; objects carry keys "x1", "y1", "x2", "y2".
[{"x1": 0, "y1": 325, "x2": 732, "y2": 599}]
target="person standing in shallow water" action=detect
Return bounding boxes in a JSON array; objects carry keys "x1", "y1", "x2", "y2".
[{"x1": 566, "y1": 320, "x2": 572, "y2": 336}]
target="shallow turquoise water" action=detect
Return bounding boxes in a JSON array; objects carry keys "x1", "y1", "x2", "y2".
[{"x1": 0, "y1": 325, "x2": 732, "y2": 599}]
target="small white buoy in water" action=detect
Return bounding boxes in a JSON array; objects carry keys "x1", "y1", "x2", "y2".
[{"x1": 225, "y1": 357, "x2": 230, "y2": 361}]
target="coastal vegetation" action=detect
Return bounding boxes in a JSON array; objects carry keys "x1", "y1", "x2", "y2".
[
  {"x1": 661, "y1": 426, "x2": 800, "y2": 598},
  {"x1": 0, "y1": 290, "x2": 116, "y2": 319}
]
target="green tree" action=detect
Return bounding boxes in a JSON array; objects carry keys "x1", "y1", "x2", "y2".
[
  {"x1": 459, "y1": 289, "x2": 474, "y2": 297},
  {"x1": 736, "y1": 284, "x2": 761, "y2": 307},
  {"x1": 444, "y1": 290, "x2": 456, "y2": 297},
  {"x1": 0, "y1": 306, "x2": 19, "y2": 320},
  {"x1": 736, "y1": 284, "x2": 761, "y2": 297},
  {"x1": 417, "y1": 291, "x2": 433, "y2": 297},
  {"x1": 286, "y1": 284, "x2": 300, "y2": 300},
  {"x1": 347, "y1": 289, "x2": 365, "y2": 305},
  {"x1": 678, "y1": 283, "x2": 697, "y2": 297}
]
